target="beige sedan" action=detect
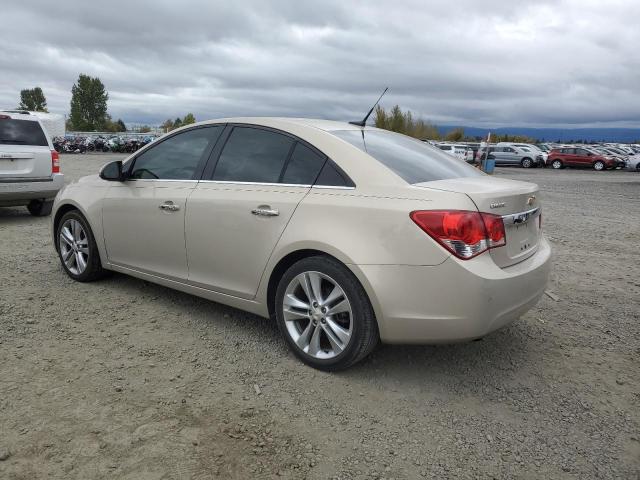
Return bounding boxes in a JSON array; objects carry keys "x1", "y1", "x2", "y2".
[{"x1": 52, "y1": 118, "x2": 551, "y2": 370}]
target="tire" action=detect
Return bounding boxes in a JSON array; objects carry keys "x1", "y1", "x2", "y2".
[
  {"x1": 593, "y1": 160, "x2": 605, "y2": 171},
  {"x1": 56, "y1": 210, "x2": 107, "y2": 282},
  {"x1": 27, "y1": 199, "x2": 53, "y2": 216},
  {"x1": 275, "y1": 255, "x2": 379, "y2": 371},
  {"x1": 521, "y1": 157, "x2": 533, "y2": 168},
  {"x1": 551, "y1": 159, "x2": 563, "y2": 169}
]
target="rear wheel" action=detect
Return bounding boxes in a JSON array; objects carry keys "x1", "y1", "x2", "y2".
[
  {"x1": 27, "y1": 199, "x2": 53, "y2": 217},
  {"x1": 275, "y1": 256, "x2": 379, "y2": 371},
  {"x1": 56, "y1": 210, "x2": 107, "y2": 282},
  {"x1": 521, "y1": 157, "x2": 533, "y2": 168},
  {"x1": 593, "y1": 160, "x2": 605, "y2": 171},
  {"x1": 551, "y1": 159, "x2": 563, "y2": 169}
]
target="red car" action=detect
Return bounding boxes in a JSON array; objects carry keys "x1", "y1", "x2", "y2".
[{"x1": 548, "y1": 147, "x2": 617, "y2": 171}]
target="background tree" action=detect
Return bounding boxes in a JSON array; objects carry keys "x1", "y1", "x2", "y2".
[
  {"x1": 69, "y1": 74, "x2": 109, "y2": 131},
  {"x1": 444, "y1": 127, "x2": 465, "y2": 142},
  {"x1": 17, "y1": 87, "x2": 48, "y2": 112},
  {"x1": 374, "y1": 105, "x2": 440, "y2": 140},
  {"x1": 173, "y1": 117, "x2": 183, "y2": 129},
  {"x1": 161, "y1": 119, "x2": 174, "y2": 132},
  {"x1": 182, "y1": 113, "x2": 196, "y2": 125},
  {"x1": 116, "y1": 119, "x2": 126, "y2": 132}
]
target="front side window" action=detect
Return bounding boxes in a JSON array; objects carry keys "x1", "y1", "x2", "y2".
[
  {"x1": 213, "y1": 127, "x2": 293, "y2": 183},
  {"x1": 331, "y1": 130, "x2": 482, "y2": 184},
  {"x1": 130, "y1": 126, "x2": 222, "y2": 179}
]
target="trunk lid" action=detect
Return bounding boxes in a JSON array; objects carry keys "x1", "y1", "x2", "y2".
[{"x1": 414, "y1": 177, "x2": 542, "y2": 268}]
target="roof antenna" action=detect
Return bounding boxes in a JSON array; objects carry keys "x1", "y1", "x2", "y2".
[{"x1": 349, "y1": 87, "x2": 388, "y2": 127}]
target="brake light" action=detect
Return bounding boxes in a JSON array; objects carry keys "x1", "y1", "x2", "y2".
[
  {"x1": 410, "y1": 210, "x2": 506, "y2": 260},
  {"x1": 51, "y1": 150, "x2": 60, "y2": 174}
]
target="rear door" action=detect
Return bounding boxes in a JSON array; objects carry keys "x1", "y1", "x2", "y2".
[
  {"x1": 186, "y1": 126, "x2": 327, "y2": 299},
  {"x1": 0, "y1": 116, "x2": 52, "y2": 180},
  {"x1": 574, "y1": 148, "x2": 591, "y2": 166},
  {"x1": 491, "y1": 147, "x2": 510, "y2": 165}
]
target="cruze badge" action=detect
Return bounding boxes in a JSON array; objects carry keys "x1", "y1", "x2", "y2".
[
  {"x1": 490, "y1": 202, "x2": 506, "y2": 209},
  {"x1": 527, "y1": 195, "x2": 536, "y2": 206}
]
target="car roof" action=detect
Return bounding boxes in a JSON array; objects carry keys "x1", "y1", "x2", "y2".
[
  {"x1": 197, "y1": 117, "x2": 366, "y2": 133},
  {"x1": 0, "y1": 110, "x2": 41, "y2": 121}
]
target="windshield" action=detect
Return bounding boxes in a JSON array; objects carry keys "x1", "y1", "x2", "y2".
[{"x1": 331, "y1": 129, "x2": 483, "y2": 184}]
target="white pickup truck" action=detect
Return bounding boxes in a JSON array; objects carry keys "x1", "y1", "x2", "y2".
[{"x1": 0, "y1": 111, "x2": 64, "y2": 216}]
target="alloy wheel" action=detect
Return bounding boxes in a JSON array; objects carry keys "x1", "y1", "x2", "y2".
[
  {"x1": 594, "y1": 161, "x2": 604, "y2": 171},
  {"x1": 552, "y1": 160, "x2": 562, "y2": 169},
  {"x1": 59, "y1": 218, "x2": 89, "y2": 275},
  {"x1": 282, "y1": 271, "x2": 353, "y2": 359}
]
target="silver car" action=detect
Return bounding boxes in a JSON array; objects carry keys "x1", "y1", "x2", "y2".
[
  {"x1": 52, "y1": 118, "x2": 551, "y2": 370},
  {"x1": 488, "y1": 145, "x2": 542, "y2": 168},
  {"x1": 0, "y1": 111, "x2": 64, "y2": 215}
]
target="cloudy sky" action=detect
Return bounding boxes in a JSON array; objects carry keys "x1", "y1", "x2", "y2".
[{"x1": 1, "y1": 0, "x2": 638, "y2": 128}]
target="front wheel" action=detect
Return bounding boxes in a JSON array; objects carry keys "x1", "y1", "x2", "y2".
[
  {"x1": 56, "y1": 210, "x2": 107, "y2": 282},
  {"x1": 521, "y1": 157, "x2": 533, "y2": 168},
  {"x1": 275, "y1": 256, "x2": 379, "y2": 371},
  {"x1": 551, "y1": 159, "x2": 563, "y2": 169},
  {"x1": 593, "y1": 160, "x2": 605, "y2": 171}
]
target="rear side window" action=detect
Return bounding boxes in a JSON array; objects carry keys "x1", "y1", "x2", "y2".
[
  {"x1": 213, "y1": 127, "x2": 294, "y2": 183},
  {"x1": 0, "y1": 119, "x2": 48, "y2": 146},
  {"x1": 281, "y1": 142, "x2": 325, "y2": 185},
  {"x1": 130, "y1": 126, "x2": 222, "y2": 180},
  {"x1": 332, "y1": 130, "x2": 482, "y2": 184}
]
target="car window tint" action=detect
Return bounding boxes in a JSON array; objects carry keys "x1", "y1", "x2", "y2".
[
  {"x1": 0, "y1": 119, "x2": 48, "y2": 146},
  {"x1": 332, "y1": 130, "x2": 482, "y2": 184},
  {"x1": 315, "y1": 160, "x2": 353, "y2": 187},
  {"x1": 213, "y1": 127, "x2": 293, "y2": 183},
  {"x1": 281, "y1": 142, "x2": 325, "y2": 185},
  {"x1": 130, "y1": 127, "x2": 221, "y2": 180}
]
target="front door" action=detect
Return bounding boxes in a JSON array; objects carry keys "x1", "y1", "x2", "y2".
[
  {"x1": 186, "y1": 126, "x2": 327, "y2": 299},
  {"x1": 102, "y1": 126, "x2": 223, "y2": 280}
]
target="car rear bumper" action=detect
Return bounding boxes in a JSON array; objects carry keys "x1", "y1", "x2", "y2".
[
  {"x1": 0, "y1": 174, "x2": 64, "y2": 205},
  {"x1": 356, "y1": 236, "x2": 552, "y2": 343}
]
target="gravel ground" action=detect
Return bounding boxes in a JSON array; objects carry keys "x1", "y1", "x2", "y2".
[{"x1": 1, "y1": 153, "x2": 638, "y2": 479}]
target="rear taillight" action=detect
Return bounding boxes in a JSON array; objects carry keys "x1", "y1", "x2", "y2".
[
  {"x1": 410, "y1": 210, "x2": 506, "y2": 260},
  {"x1": 51, "y1": 150, "x2": 60, "y2": 174}
]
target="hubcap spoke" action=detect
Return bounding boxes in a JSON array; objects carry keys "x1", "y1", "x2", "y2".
[
  {"x1": 62, "y1": 248, "x2": 74, "y2": 262},
  {"x1": 308, "y1": 272, "x2": 323, "y2": 304},
  {"x1": 297, "y1": 273, "x2": 314, "y2": 303},
  {"x1": 322, "y1": 284, "x2": 344, "y2": 307},
  {"x1": 284, "y1": 293, "x2": 309, "y2": 310},
  {"x1": 327, "y1": 298, "x2": 349, "y2": 316},
  {"x1": 325, "y1": 318, "x2": 350, "y2": 345},
  {"x1": 64, "y1": 250, "x2": 76, "y2": 268},
  {"x1": 61, "y1": 227, "x2": 74, "y2": 245},
  {"x1": 59, "y1": 233, "x2": 73, "y2": 248},
  {"x1": 76, "y1": 252, "x2": 87, "y2": 271},
  {"x1": 321, "y1": 323, "x2": 345, "y2": 353},
  {"x1": 307, "y1": 324, "x2": 322, "y2": 356},
  {"x1": 294, "y1": 321, "x2": 314, "y2": 350}
]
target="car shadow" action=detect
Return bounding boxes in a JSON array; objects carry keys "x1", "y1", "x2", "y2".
[{"x1": 91, "y1": 271, "x2": 534, "y2": 388}]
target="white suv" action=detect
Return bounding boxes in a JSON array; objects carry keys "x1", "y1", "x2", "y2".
[{"x1": 0, "y1": 111, "x2": 64, "y2": 216}]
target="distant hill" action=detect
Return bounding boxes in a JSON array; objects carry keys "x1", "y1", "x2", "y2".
[{"x1": 438, "y1": 126, "x2": 640, "y2": 143}]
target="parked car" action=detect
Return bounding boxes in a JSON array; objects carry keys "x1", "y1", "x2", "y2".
[
  {"x1": 547, "y1": 147, "x2": 617, "y2": 170},
  {"x1": 624, "y1": 155, "x2": 640, "y2": 171},
  {"x1": 436, "y1": 143, "x2": 469, "y2": 160},
  {"x1": 499, "y1": 143, "x2": 549, "y2": 165},
  {"x1": 486, "y1": 145, "x2": 542, "y2": 168},
  {"x1": 0, "y1": 111, "x2": 63, "y2": 216},
  {"x1": 52, "y1": 118, "x2": 551, "y2": 370}
]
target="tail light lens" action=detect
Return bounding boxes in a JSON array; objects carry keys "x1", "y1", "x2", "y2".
[
  {"x1": 410, "y1": 210, "x2": 506, "y2": 260},
  {"x1": 51, "y1": 150, "x2": 60, "y2": 174}
]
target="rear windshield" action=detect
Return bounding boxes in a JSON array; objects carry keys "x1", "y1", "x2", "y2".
[
  {"x1": 331, "y1": 130, "x2": 482, "y2": 184},
  {"x1": 0, "y1": 118, "x2": 48, "y2": 146}
]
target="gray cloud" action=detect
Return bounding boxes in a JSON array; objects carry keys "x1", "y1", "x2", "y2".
[{"x1": 1, "y1": 0, "x2": 638, "y2": 127}]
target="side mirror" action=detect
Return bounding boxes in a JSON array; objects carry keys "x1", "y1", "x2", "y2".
[{"x1": 99, "y1": 160, "x2": 124, "y2": 181}]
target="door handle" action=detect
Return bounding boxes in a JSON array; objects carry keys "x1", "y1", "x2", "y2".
[
  {"x1": 251, "y1": 205, "x2": 279, "y2": 217},
  {"x1": 159, "y1": 201, "x2": 180, "y2": 212}
]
